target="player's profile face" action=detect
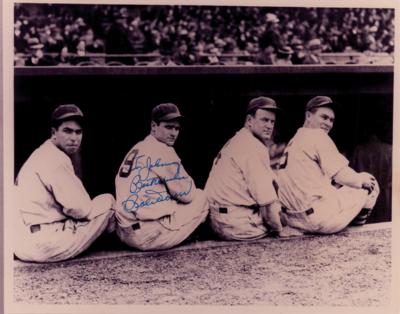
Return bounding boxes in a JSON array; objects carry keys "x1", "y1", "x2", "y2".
[
  {"x1": 152, "y1": 120, "x2": 181, "y2": 146},
  {"x1": 305, "y1": 107, "x2": 335, "y2": 133},
  {"x1": 51, "y1": 120, "x2": 83, "y2": 155},
  {"x1": 247, "y1": 109, "x2": 276, "y2": 141}
]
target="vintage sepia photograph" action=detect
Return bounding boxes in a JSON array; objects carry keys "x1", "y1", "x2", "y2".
[{"x1": 4, "y1": 0, "x2": 399, "y2": 313}]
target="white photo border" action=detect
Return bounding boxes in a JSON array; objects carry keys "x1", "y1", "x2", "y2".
[{"x1": 3, "y1": 0, "x2": 400, "y2": 313}]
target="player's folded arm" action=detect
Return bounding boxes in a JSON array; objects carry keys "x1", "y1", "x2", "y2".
[
  {"x1": 333, "y1": 166, "x2": 363, "y2": 189},
  {"x1": 49, "y1": 163, "x2": 93, "y2": 219},
  {"x1": 316, "y1": 132, "x2": 349, "y2": 179}
]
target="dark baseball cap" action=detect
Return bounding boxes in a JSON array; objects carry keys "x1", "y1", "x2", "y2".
[
  {"x1": 151, "y1": 103, "x2": 184, "y2": 122},
  {"x1": 51, "y1": 104, "x2": 84, "y2": 121},
  {"x1": 247, "y1": 96, "x2": 280, "y2": 113},
  {"x1": 306, "y1": 96, "x2": 337, "y2": 111}
]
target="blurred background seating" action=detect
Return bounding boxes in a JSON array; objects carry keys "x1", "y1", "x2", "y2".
[{"x1": 14, "y1": 4, "x2": 394, "y2": 66}]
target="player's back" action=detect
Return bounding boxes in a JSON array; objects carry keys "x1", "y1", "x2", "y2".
[
  {"x1": 277, "y1": 128, "x2": 342, "y2": 212},
  {"x1": 205, "y1": 127, "x2": 271, "y2": 207},
  {"x1": 16, "y1": 139, "x2": 74, "y2": 225}
]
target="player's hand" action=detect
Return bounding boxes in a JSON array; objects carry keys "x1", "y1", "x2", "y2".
[
  {"x1": 260, "y1": 202, "x2": 282, "y2": 232},
  {"x1": 278, "y1": 226, "x2": 303, "y2": 237},
  {"x1": 88, "y1": 193, "x2": 115, "y2": 220},
  {"x1": 359, "y1": 172, "x2": 376, "y2": 194}
]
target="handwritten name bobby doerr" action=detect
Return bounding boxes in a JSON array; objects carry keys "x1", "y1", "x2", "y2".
[{"x1": 122, "y1": 155, "x2": 192, "y2": 213}]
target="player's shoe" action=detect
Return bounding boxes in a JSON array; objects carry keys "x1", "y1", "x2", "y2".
[
  {"x1": 350, "y1": 207, "x2": 373, "y2": 226},
  {"x1": 278, "y1": 225, "x2": 304, "y2": 237}
]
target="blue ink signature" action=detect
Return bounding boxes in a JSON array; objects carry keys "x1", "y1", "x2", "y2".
[{"x1": 122, "y1": 156, "x2": 192, "y2": 212}]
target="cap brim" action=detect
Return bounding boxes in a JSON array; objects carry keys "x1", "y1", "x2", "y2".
[
  {"x1": 307, "y1": 102, "x2": 338, "y2": 111},
  {"x1": 159, "y1": 113, "x2": 184, "y2": 121},
  {"x1": 320, "y1": 101, "x2": 338, "y2": 108},
  {"x1": 53, "y1": 113, "x2": 84, "y2": 121},
  {"x1": 259, "y1": 106, "x2": 281, "y2": 111}
]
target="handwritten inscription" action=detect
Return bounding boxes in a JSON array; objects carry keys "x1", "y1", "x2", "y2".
[{"x1": 121, "y1": 155, "x2": 192, "y2": 212}]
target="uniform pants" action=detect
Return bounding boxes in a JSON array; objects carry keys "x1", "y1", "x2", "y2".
[
  {"x1": 209, "y1": 203, "x2": 268, "y2": 241},
  {"x1": 14, "y1": 209, "x2": 114, "y2": 263},
  {"x1": 116, "y1": 190, "x2": 209, "y2": 251},
  {"x1": 281, "y1": 184, "x2": 380, "y2": 234}
]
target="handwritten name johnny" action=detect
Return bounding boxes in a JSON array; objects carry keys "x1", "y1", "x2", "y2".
[{"x1": 121, "y1": 155, "x2": 192, "y2": 212}]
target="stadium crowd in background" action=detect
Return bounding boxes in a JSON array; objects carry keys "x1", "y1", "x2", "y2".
[{"x1": 14, "y1": 4, "x2": 394, "y2": 66}]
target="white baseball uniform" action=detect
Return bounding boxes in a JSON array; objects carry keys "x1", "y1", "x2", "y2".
[
  {"x1": 114, "y1": 134, "x2": 208, "y2": 251},
  {"x1": 205, "y1": 127, "x2": 278, "y2": 240},
  {"x1": 277, "y1": 127, "x2": 379, "y2": 234},
  {"x1": 14, "y1": 139, "x2": 114, "y2": 262}
]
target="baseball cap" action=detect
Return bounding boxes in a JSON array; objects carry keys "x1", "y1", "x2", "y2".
[
  {"x1": 51, "y1": 104, "x2": 84, "y2": 122},
  {"x1": 305, "y1": 96, "x2": 336, "y2": 111},
  {"x1": 151, "y1": 103, "x2": 184, "y2": 122},
  {"x1": 247, "y1": 96, "x2": 280, "y2": 113}
]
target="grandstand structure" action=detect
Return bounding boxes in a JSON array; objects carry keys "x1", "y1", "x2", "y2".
[{"x1": 14, "y1": 4, "x2": 394, "y2": 66}]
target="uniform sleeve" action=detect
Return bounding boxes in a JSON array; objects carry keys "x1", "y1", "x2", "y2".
[
  {"x1": 47, "y1": 161, "x2": 92, "y2": 219},
  {"x1": 151, "y1": 150, "x2": 196, "y2": 204},
  {"x1": 315, "y1": 132, "x2": 349, "y2": 179},
  {"x1": 241, "y1": 148, "x2": 278, "y2": 206}
]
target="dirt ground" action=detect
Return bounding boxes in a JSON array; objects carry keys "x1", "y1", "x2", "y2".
[{"x1": 14, "y1": 227, "x2": 391, "y2": 306}]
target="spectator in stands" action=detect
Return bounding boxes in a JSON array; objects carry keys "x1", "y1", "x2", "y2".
[
  {"x1": 83, "y1": 28, "x2": 105, "y2": 53},
  {"x1": 62, "y1": 24, "x2": 78, "y2": 50},
  {"x1": 191, "y1": 41, "x2": 207, "y2": 65},
  {"x1": 25, "y1": 39, "x2": 56, "y2": 66},
  {"x1": 14, "y1": 20, "x2": 26, "y2": 53},
  {"x1": 254, "y1": 46, "x2": 274, "y2": 65},
  {"x1": 76, "y1": 40, "x2": 87, "y2": 57},
  {"x1": 147, "y1": 38, "x2": 176, "y2": 66},
  {"x1": 54, "y1": 45, "x2": 71, "y2": 66},
  {"x1": 173, "y1": 41, "x2": 195, "y2": 65},
  {"x1": 274, "y1": 46, "x2": 293, "y2": 65},
  {"x1": 26, "y1": 25, "x2": 40, "y2": 45},
  {"x1": 105, "y1": 7, "x2": 135, "y2": 65},
  {"x1": 70, "y1": 39, "x2": 91, "y2": 65},
  {"x1": 13, "y1": 5, "x2": 395, "y2": 66},
  {"x1": 223, "y1": 37, "x2": 241, "y2": 54},
  {"x1": 259, "y1": 13, "x2": 283, "y2": 52},
  {"x1": 204, "y1": 43, "x2": 222, "y2": 65},
  {"x1": 14, "y1": 47, "x2": 25, "y2": 66},
  {"x1": 303, "y1": 38, "x2": 323, "y2": 64},
  {"x1": 325, "y1": 27, "x2": 346, "y2": 53},
  {"x1": 40, "y1": 24, "x2": 63, "y2": 53},
  {"x1": 128, "y1": 17, "x2": 146, "y2": 54},
  {"x1": 290, "y1": 39, "x2": 306, "y2": 64}
]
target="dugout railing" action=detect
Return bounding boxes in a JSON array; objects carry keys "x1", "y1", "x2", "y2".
[{"x1": 14, "y1": 52, "x2": 394, "y2": 66}]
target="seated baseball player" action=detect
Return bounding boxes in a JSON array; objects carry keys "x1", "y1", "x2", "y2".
[
  {"x1": 277, "y1": 96, "x2": 380, "y2": 234},
  {"x1": 205, "y1": 97, "x2": 302, "y2": 240},
  {"x1": 114, "y1": 103, "x2": 209, "y2": 251},
  {"x1": 14, "y1": 104, "x2": 115, "y2": 262}
]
